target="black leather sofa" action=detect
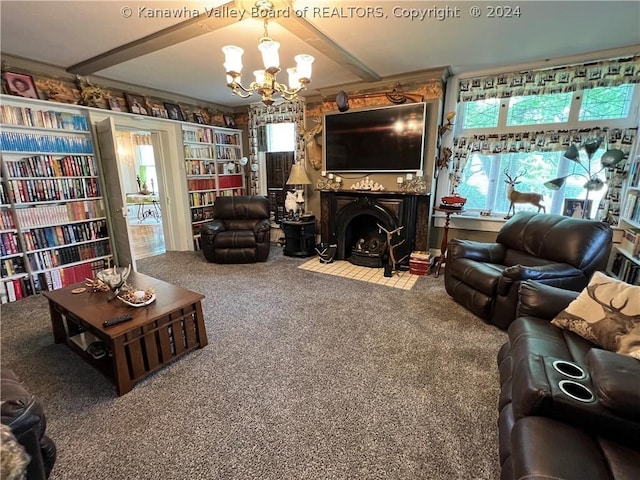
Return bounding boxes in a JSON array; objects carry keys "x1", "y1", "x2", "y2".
[
  {"x1": 1, "y1": 368, "x2": 56, "y2": 479},
  {"x1": 445, "y1": 212, "x2": 612, "y2": 329},
  {"x1": 497, "y1": 281, "x2": 640, "y2": 479},
  {"x1": 200, "y1": 196, "x2": 271, "y2": 264}
]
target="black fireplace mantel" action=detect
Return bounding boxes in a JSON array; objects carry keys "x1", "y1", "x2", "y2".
[{"x1": 320, "y1": 190, "x2": 431, "y2": 266}]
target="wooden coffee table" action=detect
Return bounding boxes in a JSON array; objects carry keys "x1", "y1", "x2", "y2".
[{"x1": 42, "y1": 272, "x2": 208, "y2": 396}]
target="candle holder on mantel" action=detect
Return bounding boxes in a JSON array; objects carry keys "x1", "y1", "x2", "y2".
[
  {"x1": 400, "y1": 172, "x2": 427, "y2": 193},
  {"x1": 317, "y1": 172, "x2": 342, "y2": 191}
]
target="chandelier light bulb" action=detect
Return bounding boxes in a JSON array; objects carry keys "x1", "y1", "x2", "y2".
[
  {"x1": 258, "y1": 39, "x2": 280, "y2": 71},
  {"x1": 294, "y1": 54, "x2": 314, "y2": 81},
  {"x1": 222, "y1": 45, "x2": 244, "y2": 74},
  {"x1": 253, "y1": 70, "x2": 266, "y2": 85},
  {"x1": 287, "y1": 67, "x2": 301, "y2": 90}
]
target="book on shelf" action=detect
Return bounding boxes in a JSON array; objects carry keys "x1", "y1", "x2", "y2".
[{"x1": 620, "y1": 227, "x2": 640, "y2": 258}]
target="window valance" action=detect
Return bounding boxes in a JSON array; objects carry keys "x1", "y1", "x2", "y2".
[{"x1": 458, "y1": 56, "x2": 640, "y2": 102}]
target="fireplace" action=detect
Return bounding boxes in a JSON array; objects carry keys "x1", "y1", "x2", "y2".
[{"x1": 320, "y1": 191, "x2": 431, "y2": 268}]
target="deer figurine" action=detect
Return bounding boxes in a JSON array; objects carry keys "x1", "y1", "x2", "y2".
[
  {"x1": 504, "y1": 169, "x2": 545, "y2": 219},
  {"x1": 300, "y1": 118, "x2": 323, "y2": 170}
]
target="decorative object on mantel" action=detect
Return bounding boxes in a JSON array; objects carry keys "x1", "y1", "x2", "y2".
[
  {"x1": 221, "y1": 1, "x2": 314, "y2": 105},
  {"x1": 317, "y1": 172, "x2": 341, "y2": 191},
  {"x1": 544, "y1": 137, "x2": 625, "y2": 219},
  {"x1": 504, "y1": 169, "x2": 545, "y2": 219},
  {"x1": 351, "y1": 176, "x2": 385, "y2": 191},
  {"x1": 400, "y1": 172, "x2": 427, "y2": 193}
]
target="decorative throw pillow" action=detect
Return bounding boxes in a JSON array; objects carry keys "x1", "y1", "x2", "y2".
[{"x1": 551, "y1": 271, "x2": 640, "y2": 359}]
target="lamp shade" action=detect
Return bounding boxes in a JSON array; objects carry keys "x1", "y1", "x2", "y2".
[
  {"x1": 563, "y1": 144, "x2": 580, "y2": 161},
  {"x1": 600, "y1": 149, "x2": 625, "y2": 167},
  {"x1": 544, "y1": 177, "x2": 568, "y2": 190},
  {"x1": 287, "y1": 67, "x2": 301, "y2": 90},
  {"x1": 222, "y1": 45, "x2": 244, "y2": 74},
  {"x1": 294, "y1": 54, "x2": 314, "y2": 81},
  {"x1": 582, "y1": 137, "x2": 603, "y2": 158},
  {"x1": 258, "y1": 39, "x2": 280, "y2": 70},
  {"x1": 286, "y1": 163, "x2": 312, "y2": 185}
]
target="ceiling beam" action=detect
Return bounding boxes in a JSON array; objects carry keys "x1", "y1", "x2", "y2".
[
  {"x1": 278, "y1": 1, "x2": 381, "y2": 82},
  {"x1": 67, "y1": 1, "x2": 242, "y2": 75}
]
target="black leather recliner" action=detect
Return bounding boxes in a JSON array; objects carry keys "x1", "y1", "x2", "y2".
[
  {"x1": 497, "y1": 281, "x2": 640, "y2": 480},
  {"x1": 1, "y1": 368, "x2": 56, "y2": 479},
  {"x1": 200, "y1": 196, "x2": 271, "y2": 264},
  {"x1": 444, "y1": 211, "x2": 612, "y2": 328}
]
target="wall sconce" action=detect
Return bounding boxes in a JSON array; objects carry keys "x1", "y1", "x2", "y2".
[{"x1": 438, "y1": 111, "x2": 456, "y2": 137}]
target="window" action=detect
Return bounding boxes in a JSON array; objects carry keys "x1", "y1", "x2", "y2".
[{"x1": 453, "y1": 82, "x2": 638, "y2": 217}]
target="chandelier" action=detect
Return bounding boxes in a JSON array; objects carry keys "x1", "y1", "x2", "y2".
[{"x1": 222, "y1": 1, "x2": 314, "y2": 106}]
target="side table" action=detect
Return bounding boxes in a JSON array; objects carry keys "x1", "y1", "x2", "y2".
[
  {"x1": 435, "y1": 206, "x2": 465, "y2": 278},
  {"x1": 281, "y1": 217, "x2": 316, "y2": 257}
]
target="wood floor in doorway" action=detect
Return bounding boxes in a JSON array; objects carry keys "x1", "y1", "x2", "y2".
[{"x1": 130, "y1": 223, "x2": 165, "y2": 259}]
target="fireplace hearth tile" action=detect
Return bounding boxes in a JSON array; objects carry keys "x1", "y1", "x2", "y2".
[{"x1": 298, "y1": 258, "x2": 420, "y2": 290}]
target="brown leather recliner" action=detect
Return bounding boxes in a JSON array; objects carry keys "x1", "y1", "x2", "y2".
[
  {"x1": 200, "y1": 196, "x2": 271, "y2": 264},
  {"x1": 444, "y1": 211, "x2": 612, "y2": 329}
]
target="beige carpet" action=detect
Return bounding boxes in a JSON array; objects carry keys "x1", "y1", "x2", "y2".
[{"x1": 298, "y1": 257, "x2": 423, "y2": 290}]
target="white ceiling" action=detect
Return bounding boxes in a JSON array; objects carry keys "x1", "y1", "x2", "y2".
[{"x1": 1, "y1": 1, "x2": 639, "y2": 108}]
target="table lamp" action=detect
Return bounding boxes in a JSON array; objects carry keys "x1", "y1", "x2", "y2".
[{"x1": 286, "y1": 162, "x2": 312, "y2": 215}]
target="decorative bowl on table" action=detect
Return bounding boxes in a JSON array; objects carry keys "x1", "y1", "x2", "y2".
[{"x1": 118, "y1": 289, "x2": 156, "y2": 307}]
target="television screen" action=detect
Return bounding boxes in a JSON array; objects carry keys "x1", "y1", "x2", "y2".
[{"x1": 324, "y1": 103, "x2": 427, "y2": 172}]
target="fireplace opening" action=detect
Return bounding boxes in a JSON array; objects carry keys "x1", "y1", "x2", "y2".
[{"x1": 345, "y1": 214, "x2": 389, "y2": 268}]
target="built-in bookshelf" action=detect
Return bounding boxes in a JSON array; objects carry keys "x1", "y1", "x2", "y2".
[
  {"x1": 609, "y1": 135, "x2": 640, "y2": 285},
  {"x1": 0, "y1": 96, "x2": 112, "y2": 302},
  {"x1": 182, "y1": 124, "x2": 245, "y2": 250}
]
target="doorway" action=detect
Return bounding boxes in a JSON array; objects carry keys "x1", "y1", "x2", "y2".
[{"x1": 114, "y1": 130, "x2": 166, "y2": 260}]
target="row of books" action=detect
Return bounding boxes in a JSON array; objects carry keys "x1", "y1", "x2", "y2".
[
  {"x1": 191, "y1": 205, "x2": 215, "y2": 222},
  {"x1": 183, "y1": 128, "x2": 214, "y2": 144},
  {"x1": 184, "y1": 145, "x2": 214, "y2": 159},
  {"x1": 216, "y1": 145, "x2": 241, "y2": 160},
  {"x1": 0, "y1": 131, "x2": 93, "y2": 153},
  {"x1": 620, "y1": 227, "x2": 640, "y2": 259},
  {"x1": 186, "y1": 160, "x2": 216, "y2": 176},
  {"x1": 0, "y1": 231, "x2": 20, "y2": 255},
  {"x1": 0, "y1": 105, "x2": 90, "y2": 131},
  {"x1": 27, "y1": 240, "x2": 111, "y2": 271},
  {"x1": 9, "y1": 177, "x2": 100, "y2": 203},
  {"x1": 628, "y1": 158, "x2": 640, "y2": 189},
  {"x1": 4, "y1": 154, "x2": 98, "y2": 178},
  {"x1": 1, "y1": 277, "x2": 32, "y2": 303},
  {"x1": 610, "y1": 252, "x2": 640, "y2": 286},
  {"x1": 15, "y1": 200, "x2": 106, "y2": 228},
  {"x1": 22, "y1": 220, "x2": 108, "y2": 252},
  {"x1": 188, "y1": 178, "x2": 217, "y2": 191},
  {"x1": 0, "y1": 209, "x2": 14, "y2": 230},
  {"x1": 189, "y1": 191, "x2": 217, "y2": 207},
  {"x1": 215, "y1": 132, "x2": 239, "y2": 145},
  {"x1": 0, "y1": 258, "x2": 110, "y2": 303},
  {"x1": 2, "y1": 256, "x2": 26, "y2": 277},
  {"x1": 0, "y1": 183, "x2": 8, "y2": 204},
  {"x1": 621, "y1": 192, "x2": 640, "y2": 223}
]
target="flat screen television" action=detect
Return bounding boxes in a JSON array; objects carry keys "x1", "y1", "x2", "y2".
[{"x1": 324, "y1": 103, "x2": 427, "y2": 172}]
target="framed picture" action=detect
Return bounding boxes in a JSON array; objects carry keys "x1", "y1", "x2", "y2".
[
  {"x1": 223, "y1": 115, "x2": 236, "y2": 128},
  {"x1": 193, "y1": 112, "x2": 205, "y2": 124},
  {"x1": 563, "y1": 198, "x2": 593, "y2": 219},
  {"x1": 108, "y1": 97, "x2": 122, "y2": 112},
  {"x1": 164, "y1": 102, "x2": 184, "y2": 121},
  {"x1": 124, "y1": 93, "x2": 149, "y2": 115},
  {"x1": 5, "y1": 72, "x2": 39, "y2": 99}
]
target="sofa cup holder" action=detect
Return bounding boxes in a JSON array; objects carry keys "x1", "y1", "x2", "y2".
[
  {"x1": 558, "y1": 379, "x2": 595, "y2": 403},
  {"x1": 552, "y1": 360, "x2": 586, "y2": 380}
]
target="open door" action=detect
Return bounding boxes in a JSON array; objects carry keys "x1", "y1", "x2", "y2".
[{"x1": 96, "y1": 117, "x2": 136, "y2": 270}]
